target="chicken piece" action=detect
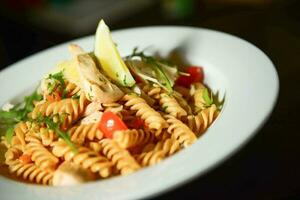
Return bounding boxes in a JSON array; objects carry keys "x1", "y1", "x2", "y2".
[
  {"x1": 76, "y1": 53, "x2": 124, "y2": 103},
  {"x1": 84, "y1": 101, "x2": 103, "y2": 116},
  {"x1": 53, "y1": 162, "x2": 95, "y2": 186},
  {"x1": 68, "y1": 44, "x2": 85, "y2": 56},
  {"x1": 81, "y1": 111, "x2": 103, "y2": 125}
]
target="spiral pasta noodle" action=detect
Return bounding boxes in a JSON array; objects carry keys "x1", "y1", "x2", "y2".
[
  {"x1": 51, "y1": 139, "x2": 112, "y2": 178},
  {"x1": 134, "y1": 150, "x2": 165, "y2": 167},
  {"x1": 39, "y1": 128, "x2": 58, "y2": 146},
  {"x1": 102, "y1": 103, "x2": 123, "y2": 118},
  {"x1": 123, "y1": 93, "x2": 168, "y2": 136},
  {"x1": 8, "y1": 160, "x2": 53, "y2": 185},
  {"x1": 25, "y1": 142, "x2": 59, "y2": 170},
  {"x1": 13, "y1": 122, "x2": 28, "y2": 151},
  {"x1": 113, "y1": 129, "x2": 155, "y2": 149},
  {"x1": 153, "y1": 138, "x2": 180, "y2": 156},
  {"x1": 31, "y1": 92, "x2": 87, "y2": 130},
  {"x1": 5, "y1": 147, "x2": 22, "y2": 165},
  {"x1": 100, "y1": 139, "x2": 141, "y2": 175},
  {"x1": 142, "y1": 84, "x2": 187, "y2": 118},
  {"x1": 191, "y1": 83, "x2": 207, "y2": 113},
  {"x1": 165, "y1": 115, "x2": 197, "y2": 147},
  {"x1": 160, "y1": 93, "x2": 187, "y2": 118},
  {"x1": 65, "y1": 82, "x2": 81, "y2": 97},
  {"x1": 187, "y1": 104, "x2": 219, "y2": 136},
  {"x1": 69, "y1": 123, "x2": 103, "y2": 145}
]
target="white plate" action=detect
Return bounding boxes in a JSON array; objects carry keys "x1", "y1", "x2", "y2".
[{"x1": 0, "y1": 26, "x2": 279, "y2": 200}]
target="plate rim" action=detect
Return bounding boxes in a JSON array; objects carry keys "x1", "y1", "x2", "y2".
[{"x1": 0, "y1": 25, "x2": 279, "y2": 200}]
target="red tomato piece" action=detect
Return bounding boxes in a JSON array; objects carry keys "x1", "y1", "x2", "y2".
[
  {"x1": 99, "y1": 111, "x2": 128, "y2": 138},
  {"x1": 176, "y1": 66, "x2": 204, "y2": 87},
  {"x1": 129, "y1": 118, "x2": 144, "y2": 129},
  {"x1": 19, "y1": 154, "x2": 32, "y2": 164}
]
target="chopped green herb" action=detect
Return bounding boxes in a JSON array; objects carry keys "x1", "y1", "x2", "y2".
[
  {"x1": 61, "y1": 89, "x2": 68, "y2": 99},
  {"x1": 203, "y1": 88, "x2": 213, "y2": 107},
  {"x1": 162, "y1": 106, "x2": 168, "y2": 112},
  {"x1": 88, "y1": 93, "x2": 93, "y2": 100},
  {"x1": 34, "y1": 114, "x2": 77, "y2": 153},
  {"x1": 126, "y1": 48, "x2": 175, "y2": 92},
  {"x1": 123, "y1": 75, "x2": 127, "y2": 85},
  {"x1": 46, "y1": 71, "x2": 65, "y2": 95},
  {"x1": 71, "y1": 93, "x2": 80, "y2": 99},
  {"x1": 0, "y1": 90, "x2": 42, "y2": 142},
  {"x1": 5, "y1": 127, "x2": 14, "y2": 144}
]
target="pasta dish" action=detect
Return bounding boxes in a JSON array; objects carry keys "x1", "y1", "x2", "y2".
[{"x1": 0, "y1": 20, "x2": 222, "y2": 186}]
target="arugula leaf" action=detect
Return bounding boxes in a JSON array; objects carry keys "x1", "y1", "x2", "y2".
[
  {"x1": 203, "y1": 88, "x2": 213, "y2": 107},
  {"x1": 44, "y1": 116, "x2": 77, "y2": 153},
  {"x1": 126, "y1": 48, "x2": 178, "y2": 93},
  {"x1": 34, "y1": 114, "x2": 77, "y2": 153},
  {"x1": 0, "y1": 91, "x2": 42, "y2": 140}
]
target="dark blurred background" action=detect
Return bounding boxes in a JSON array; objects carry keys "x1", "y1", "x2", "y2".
[{"x1": 0, "y1": 0, "x2": 299, "y2": 199}]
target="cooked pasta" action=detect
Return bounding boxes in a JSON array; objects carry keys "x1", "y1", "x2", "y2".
[
  {"x1": 52, "y1": 139, "x2": 112, "y2": 178},
  {"x1": 39, "y1": 128, "x2": 58, "y2": 146},
  {"x1": 65, "y1": 82, "x2": 81, "y2": 97},
  {"x1": 8, "y1": 160, "x2": 53, "y2": 185},
  {"x1": 187, "y1": 104, "x2": 219, "y2": 136},
  {"x1": 30, "y1": 92, "x2": 88, "y2": 130},
  {"x1": 113, "y1": 129, "x2": 155, "y2": 149},
  {"x1": 191, "y1": 83, "x2": 207, "y2": 113},
  {"x1": 153, "y1": 138, "x2": 181, "y2": 156},
  {"x1": 69, "y1": 123, "x2": 103, "y2": 144},
  {"x1": 12, "y1": 122, "x2": 28, "y2": 151},
  {"x1": 0, "y1": 22, "x2": 223, "y2": 185},
  {"x1": 142, "y1": 84, "x2": 187, "y2": 118},
  {"x1": 165, "y1": 115, "x2": 197, "y2": 147},
  {"x1": 134, "y1": 150, "x2": 165, "y2": 167},
  {"x1": 100, "y1": 139, "x2": 141, "y2": 175},
  {"x1": 122, "y1": 93, "x2": 168, "y2": 136},
  {"x1": 25, "y1": 142, "x2": 59, "y2": 170}
]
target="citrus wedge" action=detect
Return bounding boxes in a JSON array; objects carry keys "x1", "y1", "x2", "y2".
[{"x1": 94, "y1": 19, "x2": 135, "y2": 87}]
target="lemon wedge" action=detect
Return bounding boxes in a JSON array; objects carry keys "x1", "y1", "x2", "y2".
[{"x1": 94, "y1": 20, "x2": 135, "y2": 87}]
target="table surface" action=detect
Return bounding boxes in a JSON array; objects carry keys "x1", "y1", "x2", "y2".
[{"x1": 0, "y1": 1, "x2": 299, "y2": 199}]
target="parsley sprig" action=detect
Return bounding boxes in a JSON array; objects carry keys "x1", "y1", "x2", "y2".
[{"x1": 46, "y1": 71, "x2": 68, "y2": 98}]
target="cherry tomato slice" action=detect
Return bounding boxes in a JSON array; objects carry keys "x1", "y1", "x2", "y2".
[
  {"x1": 128, "y1": 118, "x2": 144, "y2": 129},
  {"x1": 176, "y1": 66, "x2": 204, "y2": 87},
  {"x1": 99, "y1": 111, "x2": 128, "y2": 138}
]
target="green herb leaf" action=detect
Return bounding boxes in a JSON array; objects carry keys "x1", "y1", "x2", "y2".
[
  {"x1": 33, "y1": 114, "x2": 77, "y2": 153},
  {"x1": 162, "y1": 106, "x2": 168, "y2": 112},
  {"x1": 71, "y1": 93, "x2": 80, "y2": 99},
  {"x1": 5, "y1": 126, "x2": 14, "y2": 144},
  {"x1": 46, "y1": 71, "x2": 65, "y2": 95},
  {"x1": 126, "y1": 48, "x2": 177, "y2": 93},
  {"x1": 43, "y1": 116, "x2": 77, "y2": 153},
  {"x1": 0, "y1": 91, "x2": 41, "y2": 138},
  {"x1": 203, "y1": 88, "x2": 213, "y2": 106}
]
